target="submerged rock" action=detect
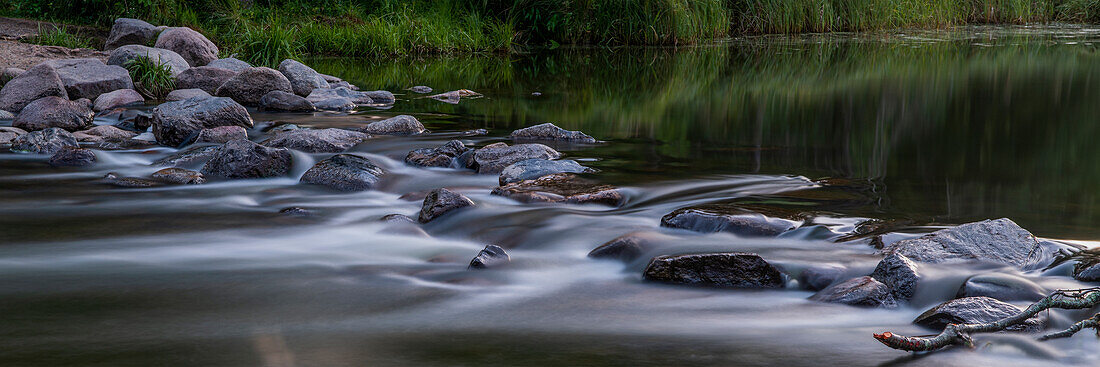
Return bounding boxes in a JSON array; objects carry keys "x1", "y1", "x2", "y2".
[
  {"x1": 216, "y1": 67, "x2": 294, "y2": 105},
  {"x1": 176, "y1": 66, "x2": 238, "y2": 95},
  {"x1": 472, "y1": 143, "x2": 561, "y2": 174},
  {"x1": 300, "y1": 154, "x2": 385, "y2": 191},
  {"x1": 881, "y1": 218, "x2": 1043, "y2": 268},
  {"x1": 151, "y1": 167, "x2": 206, "y2": 184},
  {"x1": 278, "y1": 59, "x2": 329, "y2": 96},
  {"x1": 13, "y1": 96, "x2": 94, "y2": 132},
  {"x1": 279, "y1": 207, "x2": 312, "y2": 217},
  {"x1": 151, "y1": 145, "x2": 218, "y2": 167},
  {"x1": 643, "y1": 252, "x2": 785, "y2": 288},
  {"x1": 798, "y1": 264, "x2": 846, "y2": 291},
  {"x1": 201, "y1": 139, "x2": 292, "y2": 179},
  {"x1": 155, "y1": 27, "x2": 219, "y2": 67},
  {"x1": 0, "y1": 110, "x2": 13, "y2": 120},
  {"x1": 418, "y1": 188, "x2": 475, "y2": 223},
  {"x1": 0, "y1": 63, "x2": 68, "y2": 113},
  {"x1": 93, "y1": 89, "x2": 143, "y2": 111},
  {"x1": 262, "y1": 128, "x2": 369, "y2": 153},
  {"x1": 870, "y1": 253, "x2": 921, "y2": 300},
  {"x1": 195, "y1": 125, "x2": 247, "y2": 144},
  {"x1": 10, "y1": 128, "x2": 79, "y2": 154},
  {"x1": 499, "y1": 159, "x2": 593, "y2": 185},
  {"x1": 914, "y1": 297, "x2": 1043, "y2": 332},
  {"x1": 956, "y1": 273, "x2": 1047, "y2": 302},
  {"x1": 48, "y1": 147, "x2": 96, "y2": 167},
  {"x1": 165, "y1": 88, "x2": 210, "y2": 102},
  {"x1": 107, "y1": 45, "x2": 190, "y2": 77},
  {"x1": 809, "y1": 276, "x2": 897, "y2": 308},
  {"x1": 105, "y1": 18, "x2": 161, "y2": 50},
  {"x1": 510, "y1": 123, "x2": 596, "y2": 143},
  {"x1": 469, "y1": 245, "x2": 510, "y2": 269},
  {"x1": 405, "y1": 140, "x2": 470, "y2": 168},
  {"x1": 660, "y1": 206, "x2": 801, "y2": 236},
  {"x1": 151, "y1": 96, "x2": 253, "y2": 147},
  {"x1": 588, "y1": 231, "x2": 669, "y2": 262},
  {"x1": 407, "y1": 86, "x2": 432, "y2": 94},
  {"x1": 428, "y1": 89, "x2": 480, "y2": 104},
  {"x1": 360, "y1": 115, "x2": 427, "y2": 135},
  {"x1": 206, "y1": 58, "x2": 251, "y2": 72},
  {"x1": 259, "y1": 90, "x2": 314, "y2": 112},
  {"x1": 43, "y1": 58, "x2": 133, "y2": 101},
  {"x1": 491, "y1": 173, "x2": 624, "y2": 206},
  {"x1": 0, "y1": 126, "x2": 27, "y2": 144},
  {"x1": 102, "y1": 172, "x2": 163, "y2": 188}
]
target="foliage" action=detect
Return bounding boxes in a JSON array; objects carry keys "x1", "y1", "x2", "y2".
[
  {"x1": 124, "y1": 55, "x2": 175, "y2": 100},
  {"x1": 21, "y1": 26, "x2": 94, "y2": 49}
]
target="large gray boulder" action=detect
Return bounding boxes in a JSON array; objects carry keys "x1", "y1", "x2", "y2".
[
  {"x1": 491, "y1": 173, "x2": 624, "y2": 206},
  {"x1": 10, "y1": 128, "x2": 79, "y2": 154},
  {"x1": 259, "y1": 90, "x2": 314, "y2": 112},
  {"x1": 107, "y1": 45, "x2": 190, "y2": 77},
  {"x1": 93, "y1": 89, "x2": 144, "y2": 111},
  {"x1": 405, "y1": 140, "x2": 470, "y2": 168},
  {"x1": 870, "y1": 253, "x2": 921, "y2": 300},
  {"x1": 154, "y1": 27, "x2": 219, "y2": 67},
  {"x1": 882, "y1": 218, "x2": 1044, "y2": 268},
  {"x1": 643, "y1": 252, "x2": 785, "y2": 288},
  {"x1": 300, "y1": 154, "x2": 385, "y2": 191},
  {"x1": 165, "y1": 88, "x2": 210, "y2": 102},
  {"x1": 360, "y1": 115, "x2": 426, "y2": 135},
  {"x1": 152, "y1": 96, "x2": 253, "y2": 146},
  {"x1": 216, "y1": 67, "x2": 294, "y2": 105},
  {"x1": 195, "y1": 126, "x2": 247, "y2": 144},
  {"x1": 13, "y1": 96, "x2": 94, "y2": 132},
  {"x1": 0, "y1": 63, "x2": 68, "y2": 113},
  {"x1": 418, "y1": 188, "x2": 475, "y2": 223},
  {"x1": 306, "y1": 87, "x2": 373, "y2": 105},
  {"x1": 201, "y1": 139, "x2": 292, "y2": 179},
  {"x1": 104, "y1": 18, "x2": 160, "y2": 50},
  {"x1": 176, "y1": 66, "x2": 238, "y2": 95},
  {"x1": 0, "y1": 126, "x2": 27, "y2": 144},
  {"x1": 660, "y1": 206, "x2": 801, "y2": 236},
  {"x1": 43, "y1": 59, "x2": 134, "y2": 100},
  {"x1": 471, "y1": 142, "x2": 561, "y2": 174},
  {"x1": 510, "y1": 123, "x2": 596, "y2": 143},
  {"x1": 207, "y1": 58, "x2": 251, "y2": 72},
  {"x1": 914, "y1": 297, "x2": 1043, "y2": 332},
  {"x1": 499, "y1": 159, "x2": 593, "y2": 185},
  {"x1": 262, "y1": 128, "x2": 369, "y2": 153},
  {"x1": 809, "y1": 276, "x2": 897, "y2": 308},
  {"x1": 469, "y1": 245, "x2": 510, "y2": 269},
  {"x1": 278, "y1": 59, "x2": 329, "y2": 96}
]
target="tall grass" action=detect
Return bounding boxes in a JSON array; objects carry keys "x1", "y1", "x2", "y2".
[
  {"x1": 124, "y1": 56, "x2": 176, "y2": 100},
  {"x1": 21, "y1": 26, "x2": 94, "y2": 49}
]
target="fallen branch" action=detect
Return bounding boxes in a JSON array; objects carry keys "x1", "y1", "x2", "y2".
[{"x1": 874, "y1": 287, "x2": 1100, "y2": 352}]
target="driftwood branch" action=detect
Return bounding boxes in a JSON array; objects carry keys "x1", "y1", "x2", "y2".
[{"x1": 874, "y1": 287, "x2": 1100, "y2": 352}]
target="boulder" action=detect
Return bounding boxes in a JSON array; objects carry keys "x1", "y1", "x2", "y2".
[
  {"x1": 499, "y1": 159, "x2": 593, "y2": 185},
  {"x1": 311, "y1": 97, "x2": 356, "y2": 112},
  {"x1": 195, "y1": 125, "x2": 247, "y2": 144},
  {"x1": 277, "y1": 59, "x2": 329, "y2": 96},
  {"x1": 471, "y1": 143, "x2": 561, "y2": 174},
  {"x1": 114, "y1": 109, "x2": 153, "y2": 132},
  {"x1": 660, "y1": 206, "x2": 801, "y2": 236},
  {"x1": 0, "y1": 126, "x2": 27, "y2": 144},
  {"x1": 216, "y1": 67, "x2": 294, "y2": 105},
  {"x1": 151, "y1": 145, "x2": 218, "y2": 167},
  {"x1": 809, "y1": 276, "x2": 898, "y2": 308},
  {"x1": 405, "y1": 140, "x2": 471, "y2": 168},
  {"x1": 418, "y1": 188, "x2": 475, "y2": 223},
  {"x1": 955, "y1": 273, "x2": 1047, "y2": 302},
  {"x1": 72, "y1": 125, "x2": 137, "y2": 143},
  {"x1": 407, "y1": 86, "x2": 432, "y2": 94},
  {"x1": 104, "y1": 18, "x2": 160, "y2": 50},
  {"x1": 870, "y1": 253, "x2": 921, "y2": 300},
  {"x1": 48, "y1": 147, "x2": 97, "y2": 167},
  {"x1": 201, "y1": 139, "x2": 293, "y2": 179},
  {"x1": 491, "y1": 173, "x2": 624, "y2": 206},
  {"x1": 262, "y1": 128, "x2": 369, "y2": 153},
  {"x1": 151, "y1": 167, "x2": 206, "y2": 184},
  {"x1": 154, "y1": 27, "x2": 219, "y2": 67},
  {"x1": 881, "y1": 218, "x2": 1043, "y2": 268},
  {"x1": 468, "y1": 245, "x2": 510, "y2": 269},
  {"x1": 510, "y1": 123, "x2": 596, "y2": 143},
  {"x1": 643, "y1": 252, "x2": 785, "y2": 288},
  {"x1": 0, "y1": 110, "x2": 12, "y2": 120},
  {"x1": 798, "y1": 264, "x2": 846, "y2": 291},
  {"x1": 151, "y1": 96, "x2": 253, "y2": 147},
  {"x1": 429, "y1": 89, "x2": 480, "y2": 104},
  {"x1": 306, "y1": 87, "x2": 373, "y2": 105},
  {"x1": 259, "y1": 90, "x2": 314, "y2": 112},
  {"x1": 206, "y1": 58, "x2": 251, "y2": 72},
  {"x1": 0, "y1": 63, "x2": 68, "y2": 113},
  {"x1": 1077, "y1": 263, "x2": 1100, "y2": 282},
  {"x1": 361, "y1": 90, "x2": 395, "y2": 104},
  {"x1": 10, "y1": 128, "x2": 79, "y2": 154},
  {"x1": 93, "y1": 89, "x2": 144, "y2": 111},
  {"x1": 41, "y1": 59, "x2": 133, "y2": 101},
  {"x1": 107, "y1": 45, "x2": 190, "y2": 77},
  {"x1": 914, "y1": 297, "x2": 1043, "y2": 332},
  {"x1": 176, "y1": 66, "x2": 238, "y2": 95},
  {"x1": 1, "y1": 67, "x2": 24, "y2": 84},
  {"x1": 300, "y1": 154, "x2": 384, "y2": 191},
  {"x1": 587, "y1": 231, "x2": 668, "y2": 262},
  {"x1": 360, "y1": 115, "x2": 426, "y2": 135},
  {"x1": 165, "y1": 88, "x2": 210, "y2": 102},
  {"x1": 13, "y1": 96, "x2": 94, "y2": 131},
  {"x1": 102, "y1": 172, "x2": 163, "y2": 188}
]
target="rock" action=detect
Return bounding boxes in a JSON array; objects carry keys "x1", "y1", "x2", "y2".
[
  {"x1": 277, "y1": 59, "x2": 329, "y2": 96},
  {"x1": 360, "y1": 115, "x2": 426, "y2": 135},
  {"x1": 300, "y1": 154, "x2": 384, "y2": 191},
  {"x1": 407, "y1": 86, "x2": 432, "y2": 94},
  {"x1": 48, "y1": 147, "x2": 97, "y2": 167},
  {"x1": 102, "y1": 172, "x2": 164, "y2": 188},
  {"x1": 73, "y1": 125, "x2": 137, "y2": 142},
  {"x1": 0, "y1": 110, "x2": 12, "y2": 120},
  {"x1": 13, "y1": 96, "x2": 94, "y2": 131},
  {"x1": 379, "y1": 214, "x2": 430, "y2": 238},
  {"x1": 809, "y1": 276, "x2": 898, "y2": 308},
  {"x1": 361, "y1": 90, "x2": 395, "y2": 104},
  {"x1": 468, "y1": 245, "x2": 510, "y2": 269},
  {"x1": 660, "y1": 206, "x2": 801, "y2": 236},
  {"x1": 75, "y1": 98, "x2": 93, "y2": 109},
  {"x1": 956, "y1": 273, "x2": 1047, "y2": 302},
  {"x1": 216, "y1": 67, "x2": 294, "y2": 105},
  {"x1": 104, "y1": 18, "x2": 160, "y2": 50},
  {"x1": 914, "y1": 297, "x2": 1043, "y2": 332},
  {"x1": 93, "y1": 89, "x2": 143, "y2": 111},
  {"x1": 306, "y1": 87, "x2": 373, "y2": 105},
  {"x1": 10, "y1": 128, "x2": 79, "y2": 154},
  {"x1": 588, "y1": 231, "x2": 668, "y2": 262},
  {"x1": 310, "y1": 98, "x2": 353, "y2": 111},
  {"x1": 262, "y1": 128, "x2": 369, "y2": 153},
  {"x1": 510, "y1": 123, "x2": 596, "y2": 143},
  {"x1": 195, "y1": 125, "x2": 248, "y2": 144},
  {"x1": 107, "y1": 45, "x2": 190, "y2": 77},
  {"x1": 405, "y1": 140, "x2": 470, "y2": 168},
  {"x1": 176, "y1": 66, "x2": 238, "y2": 95},
  {"x1": 154, "y1": 27, "x2": 219, "y2": 67},
  {"x1": 152, "y1": 96, "x2": 253, "y2": 147},
  {"x1": 279, "y1": 207, "x2": 312, "y2": 217},
  {"x1": 798, "y1": 264, "x2": 846, "y2": 291},
  {"x1": 870, "y1": 253, "x2": 921, "y2": 300},
  {"x1": 643, "y1": 253, "x2": 785, "y2": 288},
  {"x1": 1077, "y1": 263, "x2": 1100, "y2": 282},
  {"x1": 206, "y1": 58, "x2": 251, "y2": 72},
  {"x1": 165, "y1": 88, "x2": 210, "y2": 102},
  {"x1": 418, "y1": 188, "x2": 475, "y2": 223},
  {"x1": 471, "y1": 143, "x2": 561, "y2": 174},
  {"x1": 881, "y1": 218, "x2": 1043, "y2": 268},
  {"x1": 429, "y1": 89, "x2": 480, "y2": 104},
  {"x1": 499, "y1": 159, "x2": 593, "y2": 185},
  {"x1": 1, "y1": 68, "x2": 24, "y2": 84},
  {"x1": 151, "y1": 145, "x2": 218, "y2": 167},
  {"x1": 151, "y1": 167, "x2": 205, "y2": 184},
  {"x1": 259, "y1": 90, "x2": 314, "y2": 112},
  {"x1": 42, "y1": 59, "x2": 133, "y2": 101},
  {"x1": 492, "y1": 173, "x2": 623, "y2": 206},
  {"x1": 201, "y1": 139, "x2": 293, "y2": 179},
  {"x1": 0, "y1": 126, "x2": 27, "y2": 144},
  {"x1": 329, "y1": 80, "x2": 358, "y2": 90},
  {"x1": 114, "y1": 109, "x2": 153, "y2": 132},
  {"x1": 0, "y1": 63, "x2": 68, "y2": 113}
]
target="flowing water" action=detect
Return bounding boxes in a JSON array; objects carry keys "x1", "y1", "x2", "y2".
[{"x1": 3, "y1": 25, "x2": 1100, "y2": 366}]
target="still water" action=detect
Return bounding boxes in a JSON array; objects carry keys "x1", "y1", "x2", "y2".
[{"x1": 2, "y1": 25, "x2": 1100, "y2": 366}]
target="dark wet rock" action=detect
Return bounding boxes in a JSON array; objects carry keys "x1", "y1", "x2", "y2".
[
  {"x1": 499, "y1": 158, "x2": 593, "y2": 185},
  {"x1": 361, "y1": 90, "x2": 395, "y2": 104},
  {"x1": 262, "y1": 128, "x2": 369, "y2": 153},
  {"x1": 165, "y1": 88, "x2": 210, "y2": 102},
  {"x1": 914, "y1": 297, "x2": 1043, "y2": 332},
  {"x1": 300, "y1": 154, "x2": 384, "y2": 191},
  {"x1": 48, "y1": 147, "x2": 96, "y2": 167},
  {"x1": 0, "y1": 63, "x2": 68, "y2": 113},
  {"x1": 956, "y1": 273, "x2": 1047, "y2": 302},
  {"x1": 176, "y1": 66, "x2": 238, "y2": 95},
  {"x1": 278, "y1": 59, "x2": 329, "y2": 96},
  {"x1": 798, "y1": 264, "x2": 846, "y2": 291},
  {"x1": 306, "y1": 87, "x2": 373, "y2": 105},
  {"x1": 73, "y1": 125, "x2": 137, "y2": 143},
  {"x1": 201, "y1": 139, "x2": 293, "y2": 179},
  {"x1": 360, "y1": 115, "x2": 427, "y2": 135},
  {"x1": 492, "y1": 173, "x2": 624, "y2": 206},
  {"x1": 809, "y1": 276, "x2": 898, "y2": 308},
  {"x1": 1, "y1": 67, "x2": 24, "y2": 85},
  {"x1": 510, "y1": 123, "x2": 596, "y2": 143},
  {"x1": 1077, "y1": 263, "x2": 1100, "y2": 282},
  {"x1": 151, "y1": 167, "x2": 206, "y2": 184},
  {"x1": 215, "y1": 67, "x2": 293, "y2": 105},
  {"x1": 259, "y1": 90, "x2": 314, "y2": 112},
  {"x1": 105, "y1": 18, "x2": 160, "y2": 50},
  {"x1": 472, "y1": 143, "x2": 561, "y2": 174},
  {"x1": 206, "y1": 57, "x2": 251, "y2": 72},
  {"x1": 588, "y1": 231, "x2": 669, "y2": 262},
  {"x1": 13, "y1": 96, "x2": 94, "y2": 132},
  {"x1": 43, "y1": 58, "x2": 134, "y2": 100},
  {"x1": 379, "y1": 214, "x2": 429, "y2": 238},
  {"x1": 195, "y1": 125, "x2": 247, "y2": 144},
  {"x1": 0, "y1": 126, "x2": 27, "y2": 144},
  {"x1": 0, "y1": 110, "x2": 12, "y2": 120},
  {"x1": 93, "y1": 89, "x2": 143, "y2": 111},
  {"x1": 468, "y1": 245, "x2": 510, "y2": 269},
  {"x1": 152, "y1": 96, "x2": 253, "y2": 147},
  {"x1": 279, "y1": 207, "x2": 312, "y2": 217},
  {"x1": 107, "y1": 45, "x2": 189, "y2": 77},
  {"x1": 114, "y1": 109, "x2": 153, "y2": 132},
  {"x1": 881, "y1": 218, "x2": 1043, "y2": 268},
  {"x1": 312, "y1": 97, "x2": 356, "y2": 111},
  {"x1": 155, "y1": 27, "x2": 219, "y2": 67},
  {"x1": 405, "y1": 140, "x2": 470, "y2": 168},
  {"x1": 102, "y1": 172, "x2": 163, "y2": 188},
  {"x1": 10, "y1": 128, "x2": 79, "y2": 154},
  {"x1": 643, "y1": 252, "x2": 785, "y2": 288},
  {"x1": 660, "y1": 206, "x2": 801, "y2": 236},
  {"x1": 151, "y1": 145, "x2": 218, "y2": 167},
  {"x1": 870, "y1": 253, "x2": 921, "y2": 300},
  {"x1": 407, "y1": 86, "x2": 432, "y2": 94},
  {"x1": 418, "y1": 188, "x2": 475, "y2": 223}
]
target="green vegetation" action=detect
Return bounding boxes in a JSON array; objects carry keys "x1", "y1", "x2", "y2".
[
  {"x1": 21, "y1": 26, "x2": 94, "y2": 49},
  {"x1": 124, "y1": 56, "x2": 175, "y2": 100}
]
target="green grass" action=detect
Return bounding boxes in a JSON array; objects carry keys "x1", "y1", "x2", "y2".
[
  {"x1": 124, "y1": 56, "x2": 176, "y2": 100},
  {"x1": 21, "y1": 26, "x2": 94, "y2": 49}
]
